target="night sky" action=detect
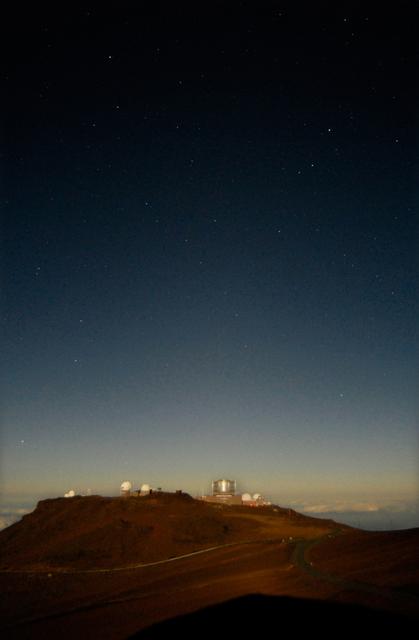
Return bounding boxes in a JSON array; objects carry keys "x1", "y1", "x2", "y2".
[{"x1": 2, "y1": 4, "x2": 418, "y2": 528}]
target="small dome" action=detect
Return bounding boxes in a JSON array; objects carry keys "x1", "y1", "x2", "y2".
[
  {"x1": 242, "y1": 493, "x2": 252, "y2": 502},
  {"x1": 120, "y1": 481, "x2": 132, "y2": 492},
  {"x1": 253, "y1": 493, "x2": 261, "y2": 501},
  {"x1": 64, "y1": 489, "x2": 75, "y2": 498},
  {"x1": 140, "y1": 483, "x2": 151, "y2": 494}
]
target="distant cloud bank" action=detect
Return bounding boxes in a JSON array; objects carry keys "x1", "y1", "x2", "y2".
[
  {"x1": 302, "y1": 502, "x2": 380, "y2": 514},
  {"x1": 284, "y1": 498, "x2": 419, "y2": 530},
  {"x1": 0, "y1": 507, "x2": 31, "y2": 530}
]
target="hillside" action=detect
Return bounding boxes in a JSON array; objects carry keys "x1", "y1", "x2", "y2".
[
  {"x1": 310, "y1": 527, "x2": 419, "y2": 594},
  {"x1": 1, "y1": 495, "x2": 418, "y2": 638},
  {"x1": 0, "y1": 492, "x2": 340, "y2": 571}
]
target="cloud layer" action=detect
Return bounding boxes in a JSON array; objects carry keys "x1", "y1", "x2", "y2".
[
  {"x1": 302, "y1": 502, "x2": 380, "y2": 514},
  {"x1": 0, "y1": 507, "x2": 31, "y2": 530}
]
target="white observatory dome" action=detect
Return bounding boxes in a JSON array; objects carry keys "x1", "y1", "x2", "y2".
[
  {"x1": 253, "y1": 493, "x2": 261, "y2": 501},
  {"x1": 120, "y1": 481, "x2": 132, "y2": 492},
  {"x1": 140, "y1": 483, "x2": 151, "y2": 494},
  {"x1": 64, "y1": 489, "x2": 76, "y2": 498},
  {"x1": 242, "y1": 493, "x2": 252, "y2": 502}
]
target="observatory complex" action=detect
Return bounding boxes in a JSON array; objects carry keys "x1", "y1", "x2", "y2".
[
  {"x1": 119, "y1": 481, "x2": 153, "y2": 497},
  {"x1": 64, "y1": 478, "x2": 269, "y2": 507},
  {"x1": 201, "y1": 478, "x2": 269, "y2": 507},
  {"x1": 200, "y1": 478, "x2": 242, "y2": 505}
]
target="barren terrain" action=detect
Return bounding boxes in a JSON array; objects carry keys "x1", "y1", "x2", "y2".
[{"x1": 0, "y1": 493, "x2": 418, "y2": 638}]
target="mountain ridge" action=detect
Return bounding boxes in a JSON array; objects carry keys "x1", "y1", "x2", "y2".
[{"x1": 0, "y1": 492, "x2": 343, "y2": 571}]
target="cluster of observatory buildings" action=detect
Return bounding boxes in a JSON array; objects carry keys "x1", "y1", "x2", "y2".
[
  {"x1": 63, "y1": 478, "x2": 269, "y2": 507},
  {"x1": 201, "y1": 478, "x2": 269, "y2": 507},
  {"x1": 119, "y1": 478, "x2": 270, "y2": 507}
]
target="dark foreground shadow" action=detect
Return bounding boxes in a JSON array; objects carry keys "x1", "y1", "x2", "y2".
[{"x1": 129, "y1": 594, "x2": 416, "y2": 638}]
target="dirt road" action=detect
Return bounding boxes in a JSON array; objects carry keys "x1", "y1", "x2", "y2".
[
  {"x1": 291, "y1": 534, "x2": 419, "y2": 616},
  {"x1": 2, "y1": 532, "x2": 418, "y2": 638}
]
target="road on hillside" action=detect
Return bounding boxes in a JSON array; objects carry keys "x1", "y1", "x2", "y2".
[
  {"x1": 3, "y1": 533, "x2": 419, "y2": 638},
  {"x1": 0, "y1": 538, "x2": 279, "y2": 575},
  {"x1": 0, "y1": 539, "x2": 283, "y2": 637},
  {"x1": 290, "y1": 534, "x2": 419, "y2": 609}
]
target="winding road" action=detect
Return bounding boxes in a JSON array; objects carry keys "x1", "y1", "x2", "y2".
[
  {"x1": 290, "y1": 533, "x2": 419, "y2": 610},
  {"x1": 2, "y1": 533, "x2": 418, "y2": 637}
]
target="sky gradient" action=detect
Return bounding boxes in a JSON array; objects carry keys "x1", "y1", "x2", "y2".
[{"x1": 2, "y1": 4, "x2": 418, "y2": 529}]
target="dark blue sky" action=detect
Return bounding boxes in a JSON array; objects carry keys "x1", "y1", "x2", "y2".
[{"x1": 2, "y1": 4, "x2": 418, "y2": 524}]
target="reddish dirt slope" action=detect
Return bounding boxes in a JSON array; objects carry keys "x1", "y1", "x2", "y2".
[
  {"x1": 0, "y1": 493, "x2": 338, "y2": 571},
  {"x1": 310, "y1": 527, "x2": 419, "y2": 592},
  {"x1": 0, "y1": 498, "x2": 418, "y2": 638}
]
